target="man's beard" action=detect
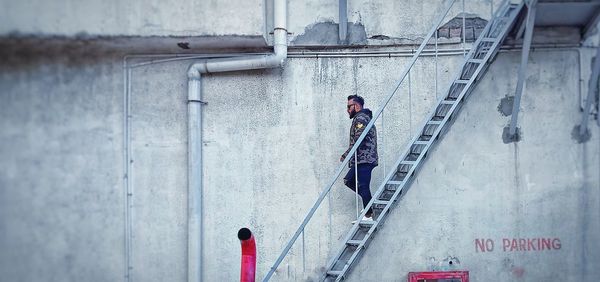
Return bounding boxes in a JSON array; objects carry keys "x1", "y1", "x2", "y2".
[{"x1": 349, "y1": 109, "x2": 357, "y2": 119}]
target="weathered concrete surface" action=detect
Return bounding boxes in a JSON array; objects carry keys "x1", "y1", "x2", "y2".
[
  {"x1": 347, "y1": 0, "x2": 500, "y2": 42},
  {"x1": 128, "y1": 61, "x2": 189, "y2": 281},
  {"x1": 169, "y1": 54, "x2": 462, "y2": 281},
  {"x1": 286, "y1": 0, "x2": 501, "y2": 46},
  {"x1": 0, "y1": 0, "x2": 264, "y2": 37},
  {"x1": 291, "y1": 21, "x2": 367, "y2": 46},
  {"x1": 1, "y1": 0, "x2": 500, "y2": 46},
  {"x1": 0, "y1": 46, "x2": 463, "y2": 281},
  {"x1": 0, "y1": 35, "x2": 270, "y2": 53},
  {"x1": 0, "y1": 57, "x2": 125, "y2": 281},
  {"x1": 349, "y1": 50, "x2": 600, "y2": 281},
  {"x1": 0, "y1": 40, "x2": 598, "y2": 282}
]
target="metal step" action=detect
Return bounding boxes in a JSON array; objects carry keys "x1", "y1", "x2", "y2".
[
  {"x1": 347, "y1": 239, "x2": 364, "y2": 246},
  {"x1": 373, "y1": 200, "x2": 391, "y2": 205},
  {"x1": 468, "y1": 59, "x2": 485, "y2": 64},
  {"x1": 357, "y1": 220, "x2": 376, "y2": 227}
]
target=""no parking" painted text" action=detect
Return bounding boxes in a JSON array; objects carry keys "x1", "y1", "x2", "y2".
[{"x1": 475, "y1": 238, "x2": 561, "y2": 252}]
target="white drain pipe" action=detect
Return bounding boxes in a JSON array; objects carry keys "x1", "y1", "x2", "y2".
[{"x1": 186, "y1": 1, "x2": 287, "y2": 281}]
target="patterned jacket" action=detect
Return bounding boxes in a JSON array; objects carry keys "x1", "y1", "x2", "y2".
[{"x1": 342, "y1": 109, "x2": 378, "y2": 167}]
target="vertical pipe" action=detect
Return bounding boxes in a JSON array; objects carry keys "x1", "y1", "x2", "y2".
[
  {"x1": 127, "y1": 67, "x2": 134, "y2": 282},
  {"x1": 122, "y1": 59, "x2": 133, "y2": 282},
  {"x1": 188, "y1": 77, "x2": 203, "y2": 282},
  {"x1": 409, "y1": 70, "x2": 413, "y2": 136},
  {"x1": 435, "y1": 30, "x2": 439, "y2": 100},
  {"x1": 462, "y1": 0, "x2": 466, "y2": 57},
  {"x1": 339, "y1": 0, "x2": 348, "y2": 43},
  {"x1": 273, "y1": 0, "x2": 286, "y2": 30},
  {"x1": 381, "y1": 111, "x2": 386, "y2": 176},
  {"x1": 354, "y1": 152, "x2": 359, "y2": 218},
  {"x1": 302, "y1": 230, "x2": 306, "y2": 274}
]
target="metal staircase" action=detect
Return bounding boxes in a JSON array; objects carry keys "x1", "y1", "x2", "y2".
[
  {"x1": 322, "y1": 2, "x2": 525, "y2": 281},
  {"x1": 263, "y1": 1, "x2": 526, "y2": 281}
]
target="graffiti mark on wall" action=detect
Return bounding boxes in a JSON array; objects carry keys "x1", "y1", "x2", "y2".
[{"x1": 475, "y1": 238, "x2": 562, "y2": 252}]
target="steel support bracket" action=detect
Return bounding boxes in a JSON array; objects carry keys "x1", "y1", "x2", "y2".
[
  {"x1": 507, "y1": 0, "x2": 537, "y2": 142},
  {"x1": 578, "y1": 47, "x2": 600, "y2": 141}
]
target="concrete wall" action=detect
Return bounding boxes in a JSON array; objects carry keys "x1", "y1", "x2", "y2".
[
  {"x1": 0, "y1": 1, "x2": 599, "y2": 281},
  {"x1": 1, "y1": 44, "x2": 598, "y2": 281},
  {"x1": 0, "y1": 0, "x2": 265, "y2": 37},
  {"x1": 0, "y1": 57, "x2": 125, "y2": 281}
]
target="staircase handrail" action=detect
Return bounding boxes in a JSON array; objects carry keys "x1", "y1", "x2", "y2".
[{"x1": 263, "y1": 0, "x2": 463, "y2": 280}]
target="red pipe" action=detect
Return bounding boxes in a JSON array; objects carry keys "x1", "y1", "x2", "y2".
[{"x1": 238, "y1": 228, "x2": 256, "y2": 282}]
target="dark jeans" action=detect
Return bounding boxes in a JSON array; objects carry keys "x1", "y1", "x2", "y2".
[{"x1": 343, "y1": 163, "x2": 376, "y2": 217}]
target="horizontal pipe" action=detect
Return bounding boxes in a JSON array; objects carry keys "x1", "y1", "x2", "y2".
[
  {"x1": 288, "y1": 51, "x2": 469, "y2": 58},
  {"x1": 187, "y1": 31, "x2": 287, "y2": 78},
  {"x1": 129, "y1": 44, "x2": 581, "y2": 69},
  {"x1": 130, "y1": 53, "x2": 266, "y2": 68}
]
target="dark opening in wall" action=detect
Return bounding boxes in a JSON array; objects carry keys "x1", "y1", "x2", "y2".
[{"x1": 437, "y1": 15, "x2": 488, "y2": 42}]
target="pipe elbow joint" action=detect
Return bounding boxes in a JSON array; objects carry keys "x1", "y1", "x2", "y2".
[
  {"x1": 238, "y1": 228, "x2": 256, "y2": 282},
  {"x1": 187, "y1": 63, "x2": 207, "y2": 79},
  {"x1": 274, "y1": 52, "x2": 287, "y2": 67},
  {"x1": 272, "y1": 27, "x2": 288, "y2": 68},
  {"x1": 272, "y1": 44, "x2": 288, "y2": 68}
]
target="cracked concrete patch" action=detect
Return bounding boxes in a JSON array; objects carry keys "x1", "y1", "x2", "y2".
[
  {"x1": 292, "y1": 21, "x2": 367, "y2": 46},
  {"x1": 572, "y1": 124, "x2": 592, "y2": 143},
  {"x1": 498, "y1": 95, "x2": 514, "y2": 116}
]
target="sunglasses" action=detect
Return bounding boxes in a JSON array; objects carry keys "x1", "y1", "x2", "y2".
[{"x1": 347, "y1": 104, "x2": 357, "y2": 109}]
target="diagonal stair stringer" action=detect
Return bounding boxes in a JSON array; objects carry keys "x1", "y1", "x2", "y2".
[{"x1": 321, "y1": 2, "x2": 526, "y2": 281}]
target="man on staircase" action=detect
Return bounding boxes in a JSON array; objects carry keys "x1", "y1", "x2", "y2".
[{"x1": 341, "y1": 95, "x2": 379, "y2": 222}]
